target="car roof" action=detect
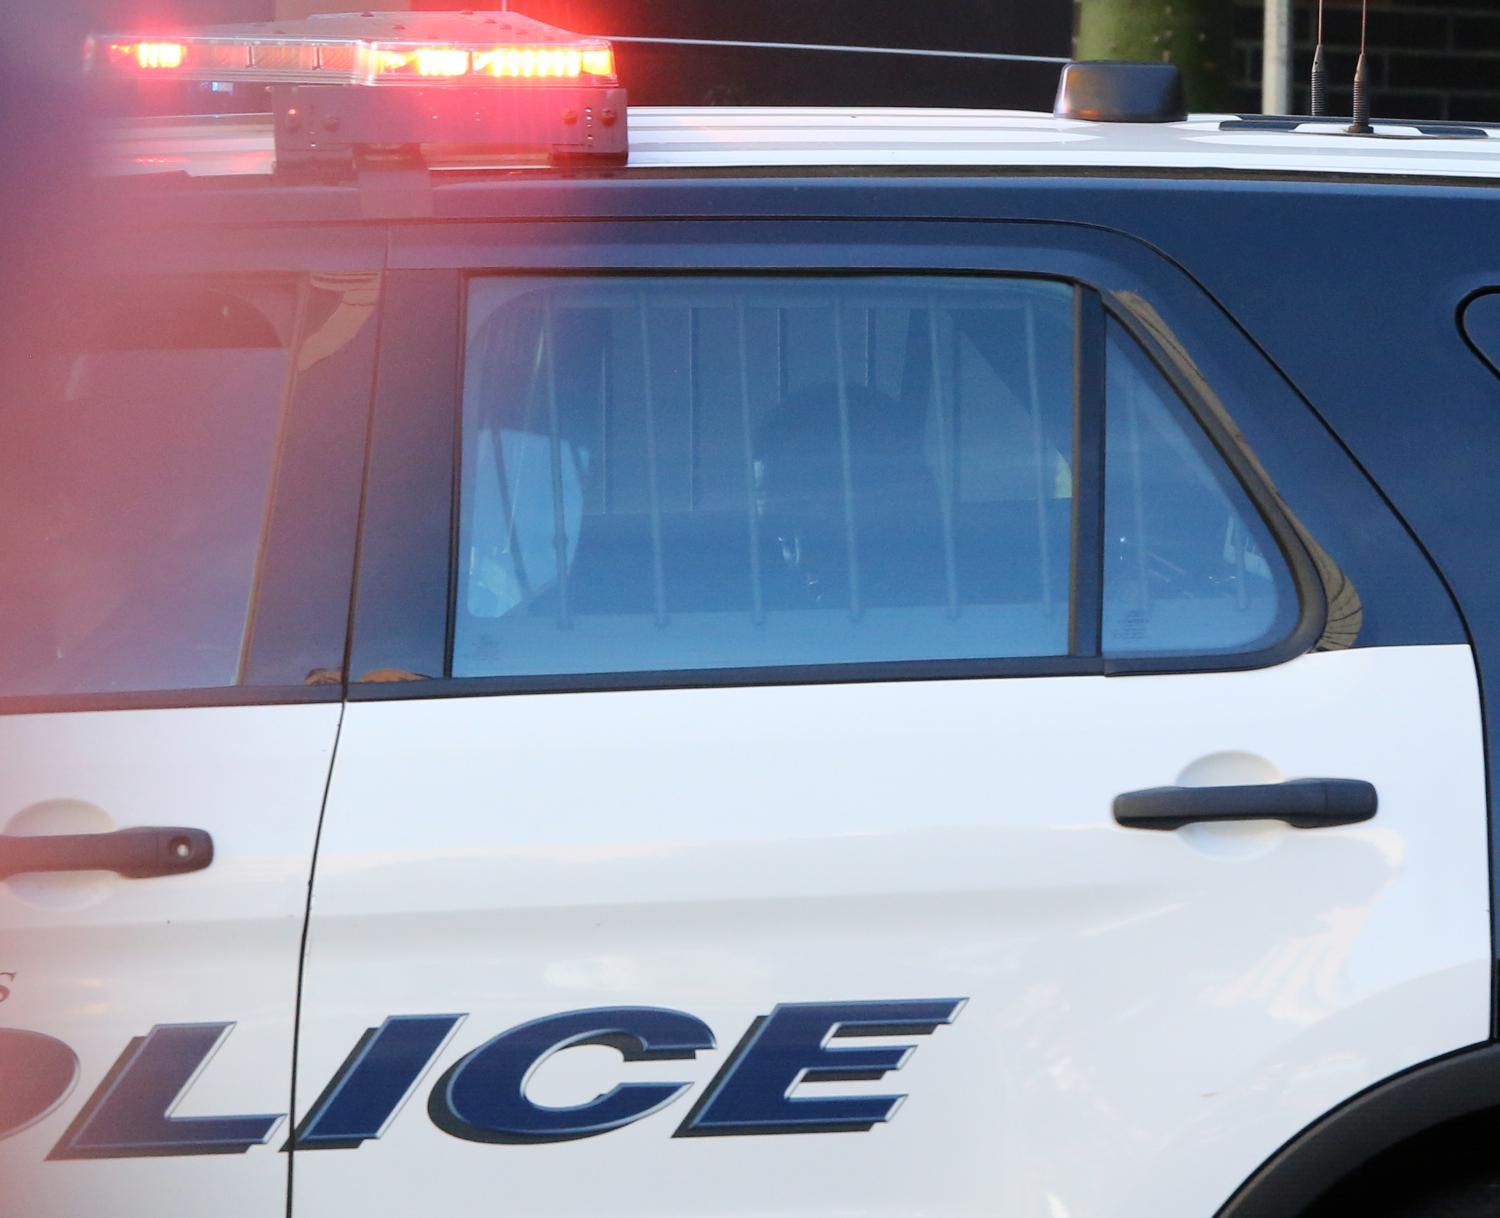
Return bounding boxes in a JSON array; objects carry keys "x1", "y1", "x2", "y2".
[{"x1": 104, "y1": 106, "x2": 1500, "y2": 182}]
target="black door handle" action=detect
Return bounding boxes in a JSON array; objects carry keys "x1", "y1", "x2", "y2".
[
  {"x1": 0, "y1": 827, "x2": 214, "y2": 880},
  {"x1": 1114, "y1": 779, "x2": 1378, "y2": 831}
]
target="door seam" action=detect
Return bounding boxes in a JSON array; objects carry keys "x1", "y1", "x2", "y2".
[{"x1": 285, "y1": 700, "x2": 345, "y2": 1218}]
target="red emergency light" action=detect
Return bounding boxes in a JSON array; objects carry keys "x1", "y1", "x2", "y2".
[
  {"x1": 88, "y1": 11, "x2": 618, "y2": 87},
  {"x1": 105, "y1": 41, "x2": 189, "y2": 71},
  {"x1": 86, "y1": 10, "x2": 628, "y2": 176}
]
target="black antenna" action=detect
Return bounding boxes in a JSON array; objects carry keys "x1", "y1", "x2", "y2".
[
  {"x1": 598, "y1": 35, "x2": 1067, "y2": 67},
  {"x1": 1310, "y1": 0, "x2": 1327, "y2": 117},
  {"x1": 1348, "y1": 0, "x2": 1374, "y2": 134}
]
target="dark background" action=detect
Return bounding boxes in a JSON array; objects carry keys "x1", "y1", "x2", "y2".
[
  {"x1": 1233, "y1": 0, "x2": 1500, "y2": 121},
  {"x1": 11, "y1": 1, "x2": 1500, "y2": 117},
  {"x1": 434, "y1": 1, "x2": 1072, "y2": 107},
  {"x1": 24, "y1": 0, "x2": 1075, "y2": 108}
]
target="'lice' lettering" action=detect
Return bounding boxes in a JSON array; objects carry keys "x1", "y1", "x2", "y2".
[
  {"x1": 675, "y1": 999, "x2": 967, "y2": 1137},
  {"x1": 429, "y1": 1007, "x2": 715, "y2": 1144},
  {"x1": 12, "y1": 998, "x2": 967, "y2": 1157},
  {"x1": 50, "y1": 1023, "x2": 284, "y2": 1160},
  {"x1": 293, "y1": 1015, "x2": 464, "y2": 1150}
]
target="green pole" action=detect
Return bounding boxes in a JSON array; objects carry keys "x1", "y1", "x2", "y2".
[{"x1": 1074, "y1": 0, "x2": 1236, "y2": 114}]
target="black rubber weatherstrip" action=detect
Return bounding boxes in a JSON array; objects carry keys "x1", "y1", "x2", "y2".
[{"x1": 1069, "y1": 285, "x2": 1105, "y2": 658}]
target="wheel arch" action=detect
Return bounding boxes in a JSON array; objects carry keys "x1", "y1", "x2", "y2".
[{"x1": 1216, "y1": 1041, "x2": 1500, "y2": 1218}]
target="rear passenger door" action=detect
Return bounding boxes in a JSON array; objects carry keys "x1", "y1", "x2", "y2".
[
  {"x1": 0, "y1": 230, "x2": 381, "y2": 1217},
  {"x1": 294, "y1": 220, "x2": 1490, "y2": 1218}
]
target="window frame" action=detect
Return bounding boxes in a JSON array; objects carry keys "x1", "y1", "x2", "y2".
[
  {"x1": 345, "y1": 219, "x2": 1328, "y2": 701},
  {"x1": 1459, "y1": 288, "x2": 1500, "y2": 383},
  {"x1": 453, "y1": 270, "x2": 1093, "y2": 678},
  {"x1": 0, "y1": 226, "x2": 384, "y2": 717}
]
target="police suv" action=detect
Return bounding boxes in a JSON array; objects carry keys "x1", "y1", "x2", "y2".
[{"x1": 4, "y1": 10, "x2": 1500, "y2": 1218}]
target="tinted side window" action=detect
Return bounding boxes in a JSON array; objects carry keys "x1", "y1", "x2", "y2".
[
  {"x1": 454, "y1": 276, "x2": 1077, "y2": 676},
  {"x1": 1103, "y1": 320, "x2": 1299, "y2": 657},
  {"x1": 0, "y1": 277, "x2": 297, "y2": 697}
]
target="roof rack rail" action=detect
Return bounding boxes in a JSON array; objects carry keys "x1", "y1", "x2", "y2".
[{"x1": 1222, "y1": 116, "x2": 1500, "y2": 141}]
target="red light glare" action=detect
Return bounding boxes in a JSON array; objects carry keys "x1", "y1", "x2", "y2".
[
  {"x1": 373, "y1": 42, "x2": 615, "y2": 82},
  {"x1": 413, "y1": 47, "x2": 470, "y2": 77},
  {"x1": 107, "y1": 40, "x2": 187, "y2": 70}
]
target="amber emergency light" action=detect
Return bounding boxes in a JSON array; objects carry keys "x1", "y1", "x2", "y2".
[{"x1": 86, "y1": 10, "x2": 628, "y2": 176}]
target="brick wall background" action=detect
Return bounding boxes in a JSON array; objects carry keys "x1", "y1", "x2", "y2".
[{"x1": 1233, "y1": 0, "x2": 1500, "y2": 121}]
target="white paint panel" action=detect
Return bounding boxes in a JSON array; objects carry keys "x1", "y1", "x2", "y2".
[
  {"x1": 297, "y1": 644, "x2": 1490, "y2": 1218},
  {"x1": 1, "y1": 703, "x2": 340, "y2": 1218}
]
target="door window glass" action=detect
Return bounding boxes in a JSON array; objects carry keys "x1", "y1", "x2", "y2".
[
  {"x1": 455, "y1": 276, "x2": 1076, "y2": 676},
  {"x1": 1103, "y1": 320, "x2": 1298, "y2": 657},
  {"x1": 0, "y1": 277, "x2": 297, "y2": 697}
]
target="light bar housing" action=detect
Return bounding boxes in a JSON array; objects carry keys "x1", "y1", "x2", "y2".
[
  {"x1": 86, "y1": 10, "x2": 628, "y2": 176},
  {"x1": 87, "y1": 10, "x2": 618, "y2": 87}
]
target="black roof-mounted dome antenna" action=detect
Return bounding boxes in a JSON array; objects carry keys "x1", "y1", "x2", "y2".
[
  {"x1": 1054, "y1": 61, "x2": 1186, "y2": 123},
  {"x1": 1348, "y1": 0, "x2": 1374, "y2": 134},
  {"x1": 1310, "y1": 0, "x2": 1327, "y2": 117}
]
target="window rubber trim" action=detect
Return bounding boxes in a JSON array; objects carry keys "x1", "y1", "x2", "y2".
[
  {"x1": 347, "y1": 655, "x2": 1105, "y2": 701},
  {"x1": 0, "y1": 684, "x2": 340, "y2": 717},
  {"x1": 1069, "y1": 286, "x2": 1106, "y2": 658},
  {"x1": 1458, "y1": 287, "x2": 1500, "y2": 382}
]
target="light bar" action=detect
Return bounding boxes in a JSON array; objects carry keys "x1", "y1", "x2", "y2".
[
  {"x1": 86, "y1": 12, "x2": 618, "y2": 87},
  {"x1": 89, "y1": 35, "x2": 616, "y2": 87},
  {"x1": 87, "y1": 11, "x2": 630, "y2": 177}
]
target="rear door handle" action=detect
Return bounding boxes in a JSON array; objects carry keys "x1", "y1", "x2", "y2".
[
  {"x1": 1113, "y1": 779, "x2": 1378, "y2": 831},
  {"x1": 0, "y1": 827, "x2": 214, "y2": 880}
]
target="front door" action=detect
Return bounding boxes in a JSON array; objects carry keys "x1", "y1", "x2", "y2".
[
  {"x1": 292, "y1": 220, "x2": 1489, "y2": 1218},
  {"x1": 0, "y1": 238, "x2": 381, "y2": 1217}
]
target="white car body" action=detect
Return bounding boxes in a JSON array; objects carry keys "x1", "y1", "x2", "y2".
[{"x1": 4, "y1": 81, "x2": 1498, "y2": 1218}]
